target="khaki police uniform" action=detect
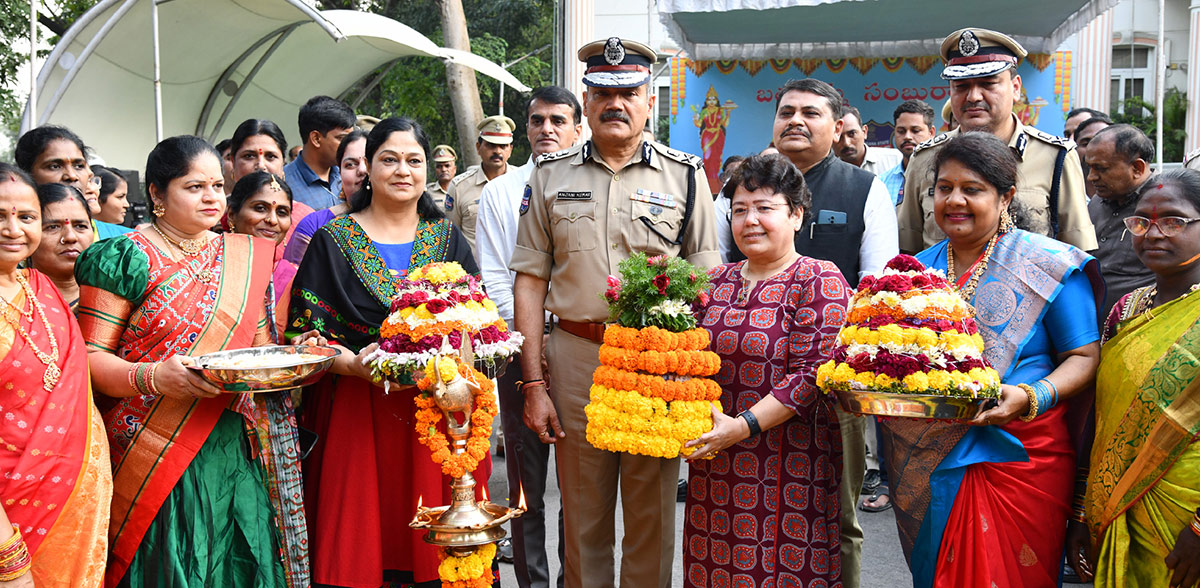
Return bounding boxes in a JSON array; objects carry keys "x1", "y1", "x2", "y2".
[
  {"x1": 511, "y1": 138, "x2": 720, "y2": 587},
  {"x1": 445, "y1": 166, "x2": 491, "y2": 252},
  {"x1": 898, "y1": 27, "x2": 1097, "y2": 253},
  {"x1": 899, "y1": 116, "x2": 1096, "y2": 251},
  {"x1": 1184, "y1": 147, "x2": 1200, "y2": 170},
  {"x1": 446, "y1": 117, "x2": 514, "y2": 255},
  {"x1": 426, "y1": 181, "x2": 449, "y2": 209}
]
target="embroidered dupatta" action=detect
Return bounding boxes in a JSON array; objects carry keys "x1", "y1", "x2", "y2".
[
  {"x1": 882, "y1": 230, "x2": 1100, "y2": 587},
  {"x1": 0, "y1": 269, "x2": 111, "y2": 586},
  {"x1": 76, "y1": 232, "x2": 273, "y2": 586}
]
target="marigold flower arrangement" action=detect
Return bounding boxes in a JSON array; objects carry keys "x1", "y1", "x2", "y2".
[
  {"x1": 413, "y1": 355, "x2": 497, "y2": 478},
  {"x1": 816, "y1": 254, "x2": 1001, "y2": 399},
  {"x1": 436, "y1": 543, "x2": 496, "y2": 588},
  {"x1": 586, "y1": 253, "x2": 722, "y2": 458},
  {"x1": 366, "y1": 262, "x2": 524, "y2": 382}
]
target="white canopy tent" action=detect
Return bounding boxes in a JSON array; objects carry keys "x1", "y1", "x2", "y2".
[
  {"x1": 658, "y1": 0, "x2": 1122, "y2": 60},
  {"x1": 22, "y1": 0, "x2": 531, "y2": 170}
]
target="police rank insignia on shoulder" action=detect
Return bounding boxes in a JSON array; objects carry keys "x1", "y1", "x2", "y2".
[
  {"x1": 520, "y1": 185, "x2": 532, "y2": 215},
  {"x1": 1026, "y1": 127, "x2": 1072, "y2": 148},
  {"x1": 913, "y1": 133, "x2": 951, "y2": 154},
  {"x1": 444, "y1": 194, "x2": 455, "y2": 210}
]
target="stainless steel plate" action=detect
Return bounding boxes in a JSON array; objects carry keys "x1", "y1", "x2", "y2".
[
  {"x1": 187, "y1": 345, "x2": 338, "y2": 392},
  {"x1": 835, "y1": 388, "x2": 995, "y2": 421}
]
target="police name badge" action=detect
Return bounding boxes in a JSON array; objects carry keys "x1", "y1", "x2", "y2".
[
  {"x1": 557, "y1": 191, "x2": 593, "y2": 200},
  {"x1": 520, "y1": 185, "x2": 532, "y2": 215}
]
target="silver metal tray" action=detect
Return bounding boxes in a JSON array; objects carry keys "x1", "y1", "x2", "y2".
[
  {"x1": 187, "y1": 345, "x2": 338, "y2": 392},
  {"x1": 835, "y1": 388, "x2": 996, "y2": 420}
]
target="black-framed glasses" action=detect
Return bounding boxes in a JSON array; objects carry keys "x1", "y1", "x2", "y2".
[{"x1": 1123, "y1": 215, "x2": 1200, "y2": 237}]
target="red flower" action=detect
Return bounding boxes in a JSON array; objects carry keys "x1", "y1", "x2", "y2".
[
  {"x1": 697, "y1": 290, "x2": 710, "y2": 305},
  {"x1": 646, "y1": 255, "x2": 667, "y2": 268},
  {"x1": 877, "y1": 274, "x2": 914, "y2": 292},
  {"x1": 885, "y1": 254, "x2": 925, "y2": 273},
  {"x1": 425, "y1": 299, "x2": 450, "y2": 314},
  {"x1": 857, "y1": 275, "x2": 877, "y2": 293},
  {"x1": 911, "y1": 273, "x2": 933, "y2": 289},
  {"x1": 604, "y1": 287, "x2": 620, "y2": 303},
  {"x1": 653, "y1": 274, "x2": 670, "y2": 295}
]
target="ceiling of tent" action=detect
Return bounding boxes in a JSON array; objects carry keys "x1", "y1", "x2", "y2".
[
  {"x1": 23, "y1": 0, "x2": 530, "y2": 170},
  {"x1": 659, "y1": 0, "x2": 1121, "y2": 60}
]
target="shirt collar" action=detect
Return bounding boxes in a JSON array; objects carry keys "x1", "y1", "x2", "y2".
[
  {"x1": 291, "y1": 156, "x2": 338, "y2": 187},
  {"x1": 576, "y1": 140, "x2": 660, "y2": 171}
]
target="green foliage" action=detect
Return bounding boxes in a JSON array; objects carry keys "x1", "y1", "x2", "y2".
[
  {"x1": 0, "y1": 0, "x2": 98, "y2": 158},
  {"x1": 345, "y1": 0, "x2": 554, "y2": 164},
  {"x1": 603, "y1": 252, "x2": 712, "y2": 332},
  {"x1": 1110, "y1": 88, "x2": 1188, "y2": 162}
]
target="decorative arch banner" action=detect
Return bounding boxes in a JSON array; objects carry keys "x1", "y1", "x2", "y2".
[{"x1": 673, "y1": 55, "x2": 1066, "y2": 194}]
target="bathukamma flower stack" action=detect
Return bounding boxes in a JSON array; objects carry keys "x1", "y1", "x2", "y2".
[
  {"x1": 816, "y1": 254, "x2": 1001, "y2": 398},
  {"x1": 585, "y1": 253, "x2": 722, "y2": 458}
]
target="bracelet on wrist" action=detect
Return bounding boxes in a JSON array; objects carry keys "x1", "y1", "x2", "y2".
[
  {"x1": 1190, "y1": 514, "x2": 1200, "y2": 538},
  {"x1": 518, "y1": 379, "x2": 546, "y2": 394},
  {"x1": 1018, "y1": 383, "x2": 1038, "y2": 422},
  {"x1": 0, "y1": 525, "x2": 31, "y2": 581},
  {"x1": 738, "y1": 410, "x2": 762, "y2": 437},
  {"x1": 1041, "y1": 378, "x2": 1059, "y2": 410}
]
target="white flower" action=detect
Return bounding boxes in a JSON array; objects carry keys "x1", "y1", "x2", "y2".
[{"x1": 648, "y1": 299, "x2": 691, "y2": 317}]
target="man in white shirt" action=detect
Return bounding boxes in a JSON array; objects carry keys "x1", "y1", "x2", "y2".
[
  {"x1": 475, "y1": 86, "x2": 582, "y2": 588},
  {"x1": 836, "y1": 105, "x2": 903, "y2": 177}
]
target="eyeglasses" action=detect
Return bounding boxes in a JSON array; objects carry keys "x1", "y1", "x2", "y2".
[
  {"x1": 1122, "y1": 215, "x2": 1200, "y2": 237},
  {"x1": 90, "y1": 176, "x2": 102, "y2": 189}
]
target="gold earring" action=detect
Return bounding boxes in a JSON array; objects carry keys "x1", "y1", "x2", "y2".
[
  {"x1": 153, "y1": 202, "x2": 166, "y2": 217},
  {"x1": 226, "y1": 218, "x2": 235, "y2": 232},
  {"x1": 1000, "y1": 208, "x2": 1015, "y2": 232}
]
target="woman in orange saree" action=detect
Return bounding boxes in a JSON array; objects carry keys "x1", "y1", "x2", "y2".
[
  {"x1": 75, "y1": 137, "x2": 308, "y2": 587},
  {"x1": 0, "y1": 163, "x2": 110, "y2": 586}
]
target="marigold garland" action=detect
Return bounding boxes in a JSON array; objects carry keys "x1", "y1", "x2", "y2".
[
  {"x1": 436, "y1": 543, "x2": 496, "y2": 587},
  {"x1": 414, "y1": 357, "x2": 498, "y2": 478},
  {"x1": 602, "y1": 325, "x2": 711, "y2": 352},
  {"x1": 585, "y1": 384, "x2": 722, "y2": 458},
  {"x1": 597, "y1": 345, "x2": 721, "y2": 376},
  {"x1": 816, "y1": 360, "x2": 1000, "y2": 398},
  {"x1": 592, "y1": 365, "x2": 721, "y2": 402}
]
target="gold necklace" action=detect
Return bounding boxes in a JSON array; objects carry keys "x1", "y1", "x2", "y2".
[
  {"x1": 1131, "y1": 282, "x2": 1200, "y2": 320},
  {"x1": 150, "y1": 224, "x2": 216, "y2": 283},
  {"x1": 151, "y1": 223, "x2": 207, "y2": 256},
  {"x1": 0, "y1": 272, "x2": 61, "y2": 391},
  {"x1": 947, "y1": 230, "x2": 1003, "y2": 302}
]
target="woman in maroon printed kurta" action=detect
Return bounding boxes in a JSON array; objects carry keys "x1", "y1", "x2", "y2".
[{"x1": 684, "y1": 154, "x2": 849, "y2": 587}]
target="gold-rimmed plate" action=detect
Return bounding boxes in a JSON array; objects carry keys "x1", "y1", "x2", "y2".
[
  {"x1": 835, "y1": 389, "x2": 996, "y2": 420},
  {"x1": 187, "y1": 345, "x2": 338, "y2": 392}
]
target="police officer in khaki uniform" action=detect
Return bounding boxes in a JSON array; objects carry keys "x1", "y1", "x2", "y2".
[
  {"x1": 898, "y1": 28, "x2": 1097, "y2": 253},
  {"x1": 426, "y1": 144, "x2": 458, "y2": 208},
  {"x1": 510, "y1": 37, "x2": 720, "y2": 588},
  {"x1": 446, "y1": 116, "x2": 515, "y2": 255}
]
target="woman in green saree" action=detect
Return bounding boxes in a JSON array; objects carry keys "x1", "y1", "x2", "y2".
[{"x1": 1067, "y1": 168, "x2": 1200, "y2": 587}]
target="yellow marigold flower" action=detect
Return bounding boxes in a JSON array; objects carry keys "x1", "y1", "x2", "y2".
[
  {"x1": 972, "y1": 333, "x2": 986, "y2": 351},
  {"x1": 415, "y1": 305, "x2": 435, "y2": 321},
  {"x1": 903, "y1": 372, "x2": 930, "y2": 391},
  {"x1": 927, "y1": 370, "x2": 952, "y2": 389},
  {"x1": 915, "y1": 328, "x2": 938, "y2": 348},
  {"x1": 878, "y1": 324, "x2": 905, "y2": 346},
  {"x1": 862, "y1": 329, "x2": 880, "y2": 346},
  {"x1": 853, "y1": 371, "x2": 876, "y2": 388},
  {"x1": 816, "y1": 361, "x2": 835, "y2": 388},
  {"x1": 875, "y1": 374, "x2": 897, "y2": 388},
  {"x1": 832, "y1": 363, "x2": 857, "y2": 383}
]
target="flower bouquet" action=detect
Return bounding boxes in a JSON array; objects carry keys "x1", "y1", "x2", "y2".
[
  {"x1": 366, "y1": 262, "x2": 524, "y2": 383},
  {"x1": 585, "y1": 253, "x2": 722, "y2": 458},
  {"x1": 815, "y1": 255, "x2": 1001, "y2": 420}
]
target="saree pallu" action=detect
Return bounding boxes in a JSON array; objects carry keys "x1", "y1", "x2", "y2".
[
  {"x1": 1087, "y1": 288, "x2": 1200, "y2": 587},
  {"x1": 0, "y1": 269, "x2": 111, "y2": 587},
  {"x1": 882, "y1": 230, "x2": 1101, "y2": 588},
  {"x1": 289, "y1": 215, "x2": 492, "y2": 588},
  {"x1": 75, "y1": 232, "x2": 303, "y2": 586}
]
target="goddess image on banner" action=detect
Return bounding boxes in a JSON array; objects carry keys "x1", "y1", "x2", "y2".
[{"x1": 692, "y1": 85, "x2": 737, "y2": 194}]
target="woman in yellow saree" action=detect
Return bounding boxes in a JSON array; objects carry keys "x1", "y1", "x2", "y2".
[
  {"x1": 1068, "y1": 168, "x2": 1200, "y2": 587},
  {"x1": 0, "y1": 163, "x2": 110, "y2": 586}
]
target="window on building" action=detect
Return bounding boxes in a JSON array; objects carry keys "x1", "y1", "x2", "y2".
[{"x1": 1110, "y1": 45, "x2": 1155, "y2": 115}]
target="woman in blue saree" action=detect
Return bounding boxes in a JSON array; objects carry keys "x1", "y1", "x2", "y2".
[{"x1": 881, "y1": 132, "x2": 1103, "y2": 587}]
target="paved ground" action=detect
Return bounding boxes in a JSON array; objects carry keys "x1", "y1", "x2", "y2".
[{"x1": 486, "y1": 449, "x2": 1090, "y2": 587}]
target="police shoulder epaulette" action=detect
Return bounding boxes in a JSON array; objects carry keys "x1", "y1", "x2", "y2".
[
  {"x1": 1184, "y1": 147, "x2": 1200, "y2": 166},
  {"x1": 651, "y1": 142, "x2": 702, "y2": 168},
  {"x1": 534, "y1": 144, "x2": 580, "y2": 167},
  {"x1": 448, "y1": 168, "x2": 476, "y2": 188},
  {"x1": 1026, "y1": 127, "x2": 1074, "y2": 149},
  {"x1": 912, "y1": 133, "x2": 951, "y2": 154}
]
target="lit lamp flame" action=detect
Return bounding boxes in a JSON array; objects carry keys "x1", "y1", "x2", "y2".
[
  {"x1": 518, "y1": 485, "x2": 527, "y2": 510},
  {"x1": 417, "y1": 495, "x2": 423, "y2": 509},
  {"x1": 481, "y1": 486, "x2": 489, "y2": 503}
]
